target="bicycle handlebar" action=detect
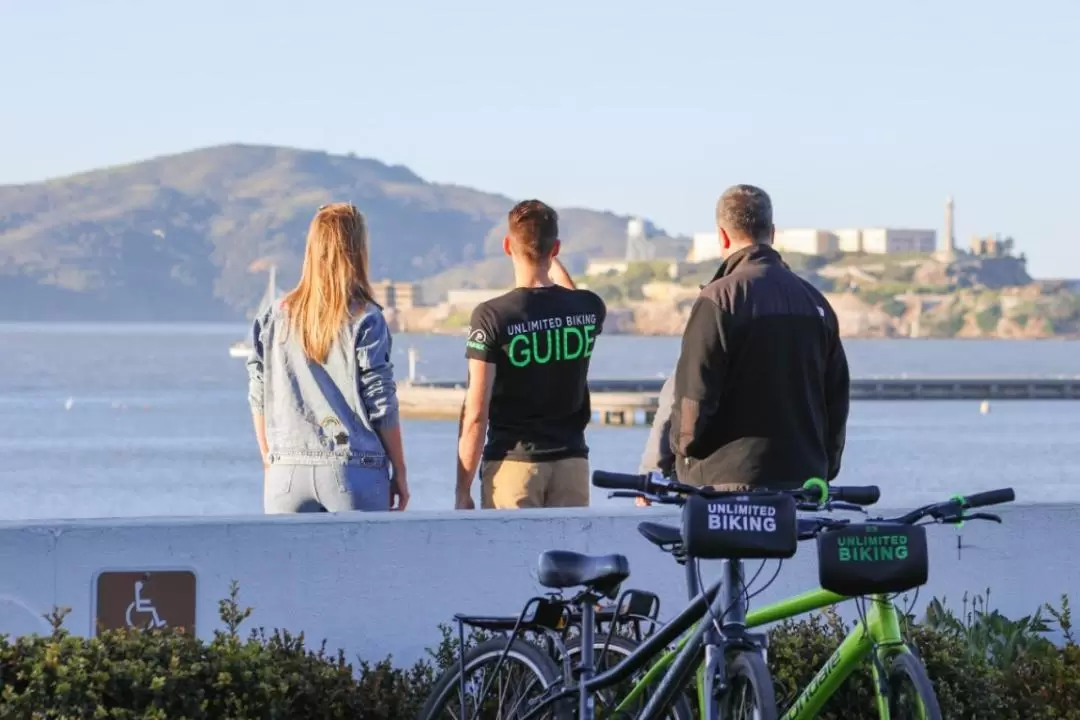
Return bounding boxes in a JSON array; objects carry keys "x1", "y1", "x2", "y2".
[
  {"x1": 593, "y1": 470, "x2": 653, "y2": 493},
  {"x1": 891, "y1": 487, "x2": 1016, "y2": 525},
  {"x1": 962, "y1": 488, "x2": 1016, "y2": 509},
  {"x1": 593, "y1": 470, "x2": 880, "y2": 509},
  {"x1": 830, "y1": 485, "x2": 880, "y2": 506},
  {"x1": 797, "y1": 487, "x2": 1017, "y2": 540}
]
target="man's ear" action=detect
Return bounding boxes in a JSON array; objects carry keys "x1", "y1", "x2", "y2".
[
  {"x1": 503, "y1": 235, "x2": 512, "y2": 257},
  {"x1": 768, "y1": 224, "x2": 776, "y2": 243},
  {"x1": 550, "y1": 239, "x2": 561, "y2": 258},
  {"x1": 720, "y1": 228, "x2": 732, "y2": 250}
]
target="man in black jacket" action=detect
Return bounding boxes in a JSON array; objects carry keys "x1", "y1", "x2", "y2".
[{"x1": 668, "y1": 184, "x2": 850, "y2": 490}]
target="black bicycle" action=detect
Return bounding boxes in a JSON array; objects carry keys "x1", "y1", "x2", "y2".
[{"x1": 418, "y1": 471, "x2": 881, "y2": 720}]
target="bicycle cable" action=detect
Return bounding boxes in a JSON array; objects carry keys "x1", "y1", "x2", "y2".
[
  {"x1": 695, "y1": 558, "x2": 748, "y2": 635},
  {"x1": 694, "y1": 557, "x2": 784, "y2": 638},
  {"x1": 740, "y1": 559, "x2": 768, "y2": 614},
  {"x1": 745, "y1": 559, "x2": 783, "y2": 607}
]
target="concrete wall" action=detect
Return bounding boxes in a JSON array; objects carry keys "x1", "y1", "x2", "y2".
[{"x1": 0, "y1": 505, "x2": 1073, "y2": 666}]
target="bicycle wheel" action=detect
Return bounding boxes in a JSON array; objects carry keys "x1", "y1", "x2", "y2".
[
  {"x1": 886, "y1": 651, "x2": 943, "y2": 720},
  {"x1": 419, "y1": 637, "x2": 567, "y2": 720},
  {"x1": 722, "y1": 651, "x2": 778, "y2": 720},
  {"x1": 563, "y1": 635, "x2": 694, "y2": 720}
]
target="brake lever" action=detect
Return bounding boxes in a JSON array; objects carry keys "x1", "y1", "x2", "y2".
[
  {"x1": 797, "y1": 516, "x2": 850, "y2": 540},
  {"x1": 795, "y1": 500, "x2": 866, "y2": 514},
  {"x1": 962, "y1": 512, "x2": 1002, "y2": 524},
  {"x1": 826, "y1": 501, "x2": 868, "y2": 514},
  {"x1": 608, "y1": 490, "x2": 679, "y2": 506},
  {"x1": 939, "y1": 511, "x2": 1002, "y2": 525}
]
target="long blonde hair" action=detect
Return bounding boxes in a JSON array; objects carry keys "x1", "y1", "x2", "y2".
[{"x1": 283, "y1": 203, "x2": 375, "y2": 364}]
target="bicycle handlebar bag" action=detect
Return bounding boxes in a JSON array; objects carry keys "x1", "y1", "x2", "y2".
[
  {"x1": 681, "y1": 492, "x2": 798, "y2": 560},
  {"x1": 817, "y1": 522, "x2": 929, "y2": 596}
]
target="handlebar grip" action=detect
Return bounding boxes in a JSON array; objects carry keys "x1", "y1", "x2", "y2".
[
  {"x1": 830, "y1": 485, "x2": 881, "y2": 506},
  {"x1": 797, "y1": 518, "x2": 823, "y2": 541},
  {"x1": 962, "y1": 488, "x2": 1015, "y2": 509},
  {"x1": 592, "y1": 470, "x2": 650, "y2": 493}
]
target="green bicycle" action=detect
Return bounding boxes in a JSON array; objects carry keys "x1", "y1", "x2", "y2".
[{"x1": 607, "y1": 473, "x2": 1016, "y2": 720}]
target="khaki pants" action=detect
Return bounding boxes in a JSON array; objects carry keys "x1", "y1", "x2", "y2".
[
  {"x1": 481, "y1": 457, "x2": 591, "y2": 509},
  {"x1": 676, "y1": 460, "x2": 751, "y2": 493}
]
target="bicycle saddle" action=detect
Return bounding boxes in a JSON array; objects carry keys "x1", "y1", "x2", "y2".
[
  {"x1": 537, "y1": 550, "x2": 630, "y2": 598},
  {"x1": 637, "y1": 521, "x2": 682, "y2": 549}
]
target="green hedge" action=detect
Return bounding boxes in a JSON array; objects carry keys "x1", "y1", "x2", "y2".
[{"x1": 1, "y1": 584, "x2": 1077, "y2": 719}]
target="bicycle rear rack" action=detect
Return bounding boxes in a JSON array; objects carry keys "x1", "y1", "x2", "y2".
[{"x1": 449, "y1": 588, "x2": 664, "y2": 718}]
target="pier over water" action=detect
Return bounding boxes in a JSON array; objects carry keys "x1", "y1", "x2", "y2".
[{"x1": 396, "y1": 375, "x2": 1080, "y2": 425}]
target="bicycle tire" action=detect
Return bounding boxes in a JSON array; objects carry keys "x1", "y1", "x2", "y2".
[
  {"x1": 418, "y1": 637, "x2": 568, "y2": 720},
  {"x1": 723, "y1": 651, "x2": 779, "y2": 720},
  {"x1": 563, "y1": 635, "x2": 694, "y2": 720},
  {"x1": 886, "y1": 651, "x2": 943, "y2": 720}
]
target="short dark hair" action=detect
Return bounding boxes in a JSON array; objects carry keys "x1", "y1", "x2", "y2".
[
  {"x1": 508, "y1": 199, "x2": 559, "y2": 262},
  {"x1": 716, "y1": 185, "x2": 773, "y2": 243}
]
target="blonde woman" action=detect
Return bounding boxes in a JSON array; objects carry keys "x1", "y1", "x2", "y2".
[{"x1": 246, "y1": 203, "x2": 409, "y2": 513}]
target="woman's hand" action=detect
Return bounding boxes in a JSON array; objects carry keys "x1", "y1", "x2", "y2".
[{"x1": 390, "y1": 468, "x2": 410, "y2": 511}]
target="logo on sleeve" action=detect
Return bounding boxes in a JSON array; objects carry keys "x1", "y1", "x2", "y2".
[{"x1": 466, "y1": 328, "x2": 489, "y2": 352}]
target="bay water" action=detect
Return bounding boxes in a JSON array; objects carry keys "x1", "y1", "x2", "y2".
[{"x1": 2, "y1": 323, "x2": 1078, "y2": 521}]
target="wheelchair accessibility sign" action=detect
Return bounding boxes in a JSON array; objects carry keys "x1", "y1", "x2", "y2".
[{"x1": 94, "y1": 570, "x2": 196, "y2": 634}]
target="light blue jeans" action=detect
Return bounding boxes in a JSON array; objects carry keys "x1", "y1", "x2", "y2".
[{"x1": 264, "y1": 464, "x2": 391, "y2": 513}]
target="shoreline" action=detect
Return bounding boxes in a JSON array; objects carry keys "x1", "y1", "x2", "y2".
[{"x1": 0, "y1": 320, "x2": 1078, "y2": 341}]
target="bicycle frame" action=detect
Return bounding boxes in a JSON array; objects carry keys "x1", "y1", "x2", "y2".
[
  {"x1": 541, "y1": 558, "x2": 768, "y2": 720},
  {"x1": 748, "y1": 588, "x2": 911, "y2": 720},
  {"x1": 518, "y1": 569, "x2": 734, "y2": 720},
  {"x1": 610, "y1": 586, "x2": 913, "y2": 720}
]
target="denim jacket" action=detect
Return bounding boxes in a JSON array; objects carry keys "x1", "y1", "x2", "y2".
[{"x1": 246, "y1": 299, "x2": 399, "y2": 468}]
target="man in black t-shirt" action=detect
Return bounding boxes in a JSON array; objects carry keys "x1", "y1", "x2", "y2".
[{"x1": 456, "y1": 199, "x2": 607, "y2": 510}]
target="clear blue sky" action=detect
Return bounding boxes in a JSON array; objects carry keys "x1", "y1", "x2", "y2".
[{"x1": 2, "y1": 0, "x2": 1077, "y2": 277}]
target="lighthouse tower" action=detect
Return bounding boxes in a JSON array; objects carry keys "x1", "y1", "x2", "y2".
[
  {"x1": 624, "y1": 217, "x2": 653, "y2": 261},
  {"x1": 941, "y1": 195, "x2": 956, "y2": 262}
]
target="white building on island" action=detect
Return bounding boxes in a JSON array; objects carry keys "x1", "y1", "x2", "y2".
[{"x1": 688, "y1": 226, "x2": 937, "y2": 262}]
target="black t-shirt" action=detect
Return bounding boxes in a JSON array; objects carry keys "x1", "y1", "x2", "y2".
[{"x1": 465, "y1": 286, "x2": 607, "y2": 462}]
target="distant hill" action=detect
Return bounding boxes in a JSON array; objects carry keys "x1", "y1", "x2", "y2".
[{"x1": 0, "y1": 145, "x2": 685, "y2": 321}]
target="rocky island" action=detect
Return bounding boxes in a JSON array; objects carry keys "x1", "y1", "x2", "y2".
[
  {"x1": 2, "y1": 143, "x2": 1075, "y2": 337},
  {"x1": 393, "y1": 251, "x2": 1080, "y2": 339}
]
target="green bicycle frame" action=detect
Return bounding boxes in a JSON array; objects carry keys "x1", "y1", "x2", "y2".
[
  {"x1": 609, "y1": 588, "x2": 918, "y2": 720},
  {"x1": 748, "y1": 588, "x2": 916, "y2": 720}
]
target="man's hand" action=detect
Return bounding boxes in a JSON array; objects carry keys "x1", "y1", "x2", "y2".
[
  {"x1": 455, "y1": 491, "x2": 476, "y2": 510},
  {"x1": 457, "y1": 359, "x2": 494, "y2": 511},
  {"x1": 550, "y1": 257, "x2": 576, "y2": 290},
  {"x1": 635, "y1": 496, "x2": 652, "y2": 508},
  {"x1": 390, "y1": 470, "x2": 410, "y2": 511}
]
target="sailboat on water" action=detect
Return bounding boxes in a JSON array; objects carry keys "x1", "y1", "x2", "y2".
[{"x1": 229, "y1": 264, "x2": 283, "y2": 359}]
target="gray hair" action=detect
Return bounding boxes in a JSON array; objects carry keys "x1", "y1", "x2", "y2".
[{"x1": 715, "y1": 184, "x2": 773, "y2": 243}]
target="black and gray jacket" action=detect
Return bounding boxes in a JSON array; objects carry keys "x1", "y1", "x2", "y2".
[{"x1": 668, "y1": 244, "x2": 850, "y2": 489}]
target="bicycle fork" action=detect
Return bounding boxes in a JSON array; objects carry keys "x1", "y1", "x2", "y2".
[
  {"x1": 705, "y1": 560, "x2": 752, "y2": 720},
  {"x1": 640, "y1": 559, "x2": 755, "y2": 720}
]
